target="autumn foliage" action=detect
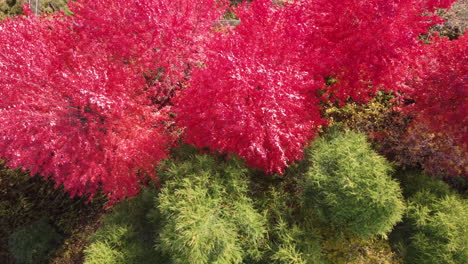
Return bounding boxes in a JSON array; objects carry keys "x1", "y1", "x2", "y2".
[
  {"x1": 0, "y1": 0, "x2": 225, "y2": 203},
  {"x1": 0, "y1": 0, "x2": 466, "y2": 202},
  {"x1": 404, "y1": 35, "x2": 467, "y2": 153},
  {"x1": 175, "y1": 0, "x2": 461, "y2": 173},
  {"x1": 175, "y1": 0, "x2": 326, "y2": 174}
]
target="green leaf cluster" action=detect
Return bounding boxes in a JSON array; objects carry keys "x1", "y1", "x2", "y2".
[
  {"x1": 155, "y1": 153, "x2": 267, "y2": 264},
  {"x1": 8, "y1": 217, "x2": 63, "y2": 264},
  {"x1": 393, "y1": 171, "x2": 468, "y2": 264},
  {"x1": 84, "y1": 188, "x2": 168, "y2": 264},
  {"x1": 84, "y1": 150, "x2": 267, "y2": 264},
  {"x1": 255, "y1": 184, "x2": 325, "y2": 264},
  {"x1": 304, "y1": 131, "x2": 405, "y2": 238}
]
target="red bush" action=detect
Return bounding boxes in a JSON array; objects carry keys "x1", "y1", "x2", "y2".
[
  {"x1": 175, "y1": 0, "x2": 326, "y2": 174},
  {"x1": 298, "y1": 0, "x2": 455, "y2": 103},
  {"x1": 0, "y1": 0, "x2": 464, "y2": 203},
  {"x1": 0, "y1": 0, "x2": 225, "y2": 203},
  {"x1": 175, "y1": 0, "x2": 458, "y2": 174},
  {"x1": 403, "y1": 35, "x2": 467, "y2": 154}
]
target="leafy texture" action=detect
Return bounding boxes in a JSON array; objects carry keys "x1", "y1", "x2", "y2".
[
  {"x1": 257, "y1": 186, "x2": 325, "y2": 264},
  {"x1": 83, "y1": 188, "x2": 168, "y2": 264},
  {"x1": 391, "y1": 171, "x2": 468, "y2": 263},
  {"x1": 325, "y1": 94, "x2": 467, "y2": 178},
  {"x1": 175, "y1": 0, "x2": 325, "y2": 174},
  {"x1": 0, "y1": 0, "x2": 225, "y2": 203},
  {"x1": 0, "y1": 0, "x2": 464, "y2": 205},
  {"x1": 304, "y1": 131, "x2": 405, "y2": 238},
  {"x1": 156, "y1": 152, "x2": 267, "y2": 264},
  {"x1": 406, "y1": 194, "x2": 468, "y2": 263},
  {"x1": 175, "y1": 0, "x2": 459, "y2": 175},
  {"x1": 8, "y1": 217, "x2": 63, "y2": 264},
  {"x1": 403, "y1": 35, "x2": 467, "y2": 165},
  {"x1": 297, "y1": 0, "x2": 456, "y2": 103}
]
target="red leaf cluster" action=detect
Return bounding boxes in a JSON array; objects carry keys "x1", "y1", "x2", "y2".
[
  {"x1": 0, "y1": 0, "x2": 465, "y2": 202},
  {"x1": 297, "y1": 0, "x2": 455, "y2": 103},
  {"x1": 0, "y1": 0, "x2": 225, "y2": 203},
  {"x1": 175, "y1": 0, "x2": 460, "y2": 174},
  {"x1": 404, "y1": 35, "x2": 467, "y2": 153},
  {"x1": 175, "y1": 0, "x2": 326, "y2": 174}
]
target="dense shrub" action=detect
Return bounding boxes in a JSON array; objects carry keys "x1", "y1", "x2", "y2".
[
  {"x1": 304, "y1": 131, "x2": 405, "y2": 238},
  {"x1": 8, "y1": 217, "x2": 63, "y2": 264},
  {"x1": 325, "y1": 93, "x2": 467, "y2": 179},
  {"x1": 155, "y1": 152, "x2": 267, "y2": 264},
  {"x1": 0, "y1": 0, "x2": 225, "y2": 204},
  {"x1": 404, "y1": 191, "x2": 468, "y2": 264},
  {"x1": 395, "y1": 170, "x2": 453, "y2": 199},
  {"x1": 254, "y1": 183, "x2": 325, "y2": 264},
  {"x1": 0, "y1": 161, "x2": 105, "y2": 263},
  {"x1": 86, "y1": 149, "x2": 267, "y2": 264},
  {"x1": 391, "y1": 171, "x2": 468, "y2": 264},
  {"x1": 84, "y1": 188, "x2": 168, "y2": 264},
  {"x1": 175, "y1": 0, "x2": 326, "y2": 174}
]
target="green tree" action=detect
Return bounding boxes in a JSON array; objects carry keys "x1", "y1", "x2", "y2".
[
  {"x1": 303, "y1": 131, "x2": 405, "y2": 238},
  {"x1": 155, "y1": 152, "x2": 267, "y2": 264}
]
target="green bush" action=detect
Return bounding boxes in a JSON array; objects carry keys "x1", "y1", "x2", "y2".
[
  {"x1": 392, "y1": 171, "x2": 468, "y2": 264},
  {"x1": 155, "y1": 153, "x2": 267, "y2": 264},
  {"x1": 8, "y1": 217, "x2": 63, "y2": 264},
  {"x1": 0, "y1": 161, "x2": 105, "y2": 263},
  {"x1": 85, "y1": 150, "x2": 267, "y2": 264},
  {"x1": 84, "y1": 188, "x2": 168, "y2": 264},
  {"x1": 395, "y1": 170, "x2": 452, "y2": 199},
  {"x1": 406, "y1": 191, "x2": 468, "y2": 264},
  {"x1": 256, "y1": 185, "x2": 325, "y2": 264},
  {"x1": 304, "y1": 131, "x2": 405, "y2": 238}
]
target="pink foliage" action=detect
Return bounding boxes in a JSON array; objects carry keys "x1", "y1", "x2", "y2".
[
  {"x1": 0, "y1": 0, "x2": 224, "y2": 203},
  {"x1": 404, "y1": 35, "x2": 467, "y2": 152},
  {"x1": 0, "y1": 0, "x2": 465, "y2": 202},
  {"x1": 175, "y1": 0, "x2": 458, "y2": 174},
  {"x1": 175, "y1": 0, "x2": 325, "y2": 174}
]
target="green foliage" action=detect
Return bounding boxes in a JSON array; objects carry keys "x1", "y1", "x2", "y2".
[
  {"x1": 322, "y1": 233, "x2": 402, "y2": 264},
  {"x1": 156, "y1": 152, "x2": 267, "y2": 264},
  {"x1": 256, "y1": 184, "x2": 325, "y2": 264},
  {"x1": 395, "y1": 170, "x2": 452, "y2": 199},
  {"x1": 84, "y1": 188, "x2": 168, "y2": 264},
  {"x1": 8, "y1": 217, "x2": 63, "y2": 264},
  {"x1": 406, "y1": 192, "x2": 468, "y2": 264},
  {"x1": 392, "y1": 171, "x2": 468, "y2": 264},
  {"x1": 304, "y1": 131, "x2": 405, "y2": 238},
  {"x1": 0, "y1": 161, "x2": 105, "y2": 263},
  {"x1": 270, "y1": 220, "x2": 324, "y2": 264},
  {"x1": 0, "y1": 0, "x2": 72, "y2": 21}
]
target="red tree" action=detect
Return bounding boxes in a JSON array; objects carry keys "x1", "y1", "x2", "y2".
[
  {"x1": 296, "y1": 0, "x2": 456, "y2": 103},
  {"x1": 0, "y1": 0, "x2": 465, "y2": 204},
  {"x1": 175, "y1": 0, "x2": 326, "y2": 174},
  {"x1": 404, "y1": 34, "x2": 467, "y2": 155},
  {"x1": 0, "y1": 0, "x2": 225, "y2": 203},
  {"x1": 175, "y1": 0, "x2": 458, "y2": 174}
]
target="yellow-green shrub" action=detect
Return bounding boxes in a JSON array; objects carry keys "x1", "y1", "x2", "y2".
[{"x1": 304, "y1": 131, "x2": 405, "y2": 238}]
